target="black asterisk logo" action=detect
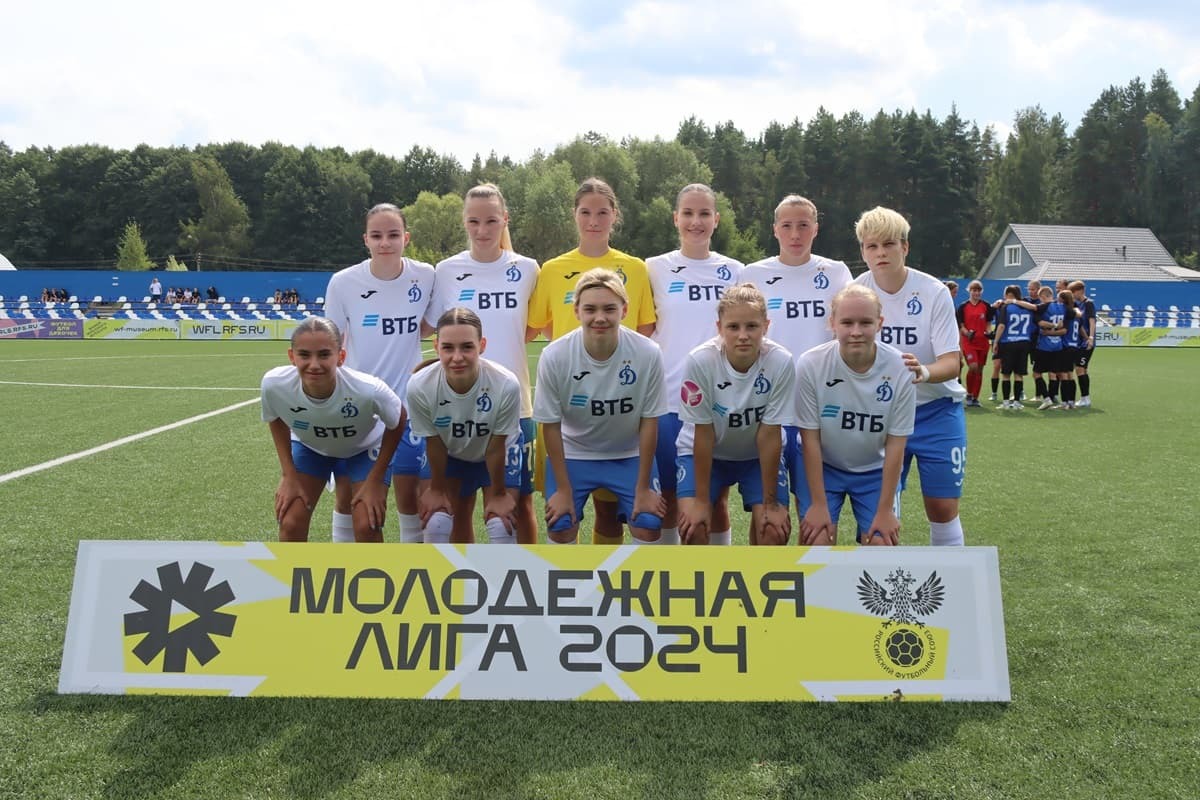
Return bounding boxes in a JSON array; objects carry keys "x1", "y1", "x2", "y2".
[{"x1": 124, "y1": 562, "x2": 237, "y2": 672}]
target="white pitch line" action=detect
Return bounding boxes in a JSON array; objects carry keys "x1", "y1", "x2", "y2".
[
  {"x1": 0, "y1": 380, "x2": 259, "y2": 391},
  {"x1": 0, "y1": 398, "x2": 260, "y2": 485},
  {"x1": 0, "y1": 353, "x2": 282, "y2": 364}
]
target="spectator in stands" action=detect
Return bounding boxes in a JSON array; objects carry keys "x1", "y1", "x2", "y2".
[
  {"x1": 1070, "y1": 280, "x2": 1095, "y2": 407},
  {"x1": 274, "y1": 289, "x2": 284, "y2": 305},
  {"x1": 41, "y1": 288, "x2": 53, "y2": 302},
  {"x1": 149, "y1": 277, "x2": 163, "y2": 303},
  {"x1": 165, "y1": 287, "x2": 177, "y2": 304},
  {"x1": 182, "y1": 288, "x2": 193, "y2": 303},
  {"x1": 207, "y1": 285, "x2": 219, "y2": 301},
  {"x1": 57, "y1": 289, "x2": 68, "y2": 302}
]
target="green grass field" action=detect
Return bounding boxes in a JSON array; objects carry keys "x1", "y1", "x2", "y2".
[{"x1": 1, "y1": 341, "x2": 1197, "y2": 799}]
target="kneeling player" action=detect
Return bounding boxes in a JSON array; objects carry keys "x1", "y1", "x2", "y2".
[
  {"x1": 261, "y1": 318, "x2": 404, "y2": 542},
  {"x1": 676, "y1": 284, "x2": 795, "y2": 545},
  {"x1": 796, "y1": 285, "x2": 915, "y2": 545},
  {"x1": 535, "y1": 269, "x2": 668, "y2": 543}
]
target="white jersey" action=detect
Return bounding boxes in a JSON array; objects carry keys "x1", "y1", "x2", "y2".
[
  {"x1": 646, "y1": 250, "x2": 743, "y2": 410},
  {"x1": 407, "y1": 357, "x2": 521, "y2": 463},
  {"x1": 742, "y1": 255, "x2": 853, "y2": 365},
  {"x1": 260, "y1": 365, "x2": 403, "y2": 459},
  {"x1": 676, "y1": 338, "x2": 796, "y2": 461},
  {"x1": 322, "y1": 258, "x2": 435, "y2": 401},
  {"x1": 425, "y1": 250, "x2": 538, "y2": 417},
  {"x1": 795, "y1": 340, "x2": 916, "y2": 472},
  {"x1": 533, "y1": 327, "x2": 667, "y2": 460},
  {"x1": 854, "y1": 267, "x2": 966, "y2": 405}
]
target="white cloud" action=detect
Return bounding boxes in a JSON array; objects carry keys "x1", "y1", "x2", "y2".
[{"x1": 1, "y1": 0, "x2": 1196, "y2": 165}]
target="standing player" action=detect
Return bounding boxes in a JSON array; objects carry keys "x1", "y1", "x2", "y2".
[
  {"x1": 1069, "y1": 280, "x2": 1096, "y2": 406},
  {"x1": 853, "y1": 207, "x2": 967, "y2": 546},
  {"x1": 322, "y1": 203, "x2": 434, "y2": 543},
  {"x1": 796, "y1": 285, "x2": 915, "y2": 545},
  {"x1": 743, "y1": 195, "x2": 852, "y2": 525},
  {"x1": 261, "y1": 318, "x2": 404, "y2": 542},
  {"x1": 527, "y1": 177, "x2": 657, "y2": 544},
  {"x1": 1032, "y1": 286, "x2": 1068, "y2": 409},
  {"x1": 1057, "y1": 290, "x2": 1082, "y2": 410},
  {"x1": 956, "y1": 280, "x2": 994, "y2": 407},
  {"x1": 408, "y1": 309, "x2": 523, "y2": 544},
  {"x1": 992, "y1": 285, "x2": 1035, "y2": 409},
  {"x1": 676, "y1": 285, "x2": 795, "y2": 546},
  {"x1": 535, "y1": 269, "x2": 668, "y2": 544},
  {"x1": 646, "y1": 183, "x2": 743, "y2": 546},
  {"x1": 426, "y1": 184, "x2": 539, "y2": 543}
]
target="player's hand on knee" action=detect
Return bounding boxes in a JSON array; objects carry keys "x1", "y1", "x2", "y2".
[{"x1": 545, "y1": 489, "x2": 576, "y2": 529}]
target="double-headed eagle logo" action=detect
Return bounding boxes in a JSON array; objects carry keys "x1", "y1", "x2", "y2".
[{"x1": 857, "y1": 568, "x2": 944, "y2": 627}]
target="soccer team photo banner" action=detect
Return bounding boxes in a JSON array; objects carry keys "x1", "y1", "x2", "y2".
[{"x1": 59, "y1": 542, "x2": 1010, "y2": 702}]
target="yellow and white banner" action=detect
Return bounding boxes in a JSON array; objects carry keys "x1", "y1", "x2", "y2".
[
  {"x1": 179, "y1": 320, "x2": 279, "y2": 340},
  {"x1": 59, "y1": 542, "x2": 1010, "y2": 702},
  {"x1": 83, "y1": 319, "x2": 180, "y2": 339},
  {"x1": 1095, "y1": 327, "x2": 1200, "y2": 347}
]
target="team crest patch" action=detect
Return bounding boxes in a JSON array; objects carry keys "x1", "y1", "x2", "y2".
[
  {"x1": 618, "y1": 361, "x2": 637, "y2": 385},
  {"x1": 506, "y1": 263, "x2": 522, "y2": 283},
  {"x1": 477, "y1": 390, "x2": 493, "y2": 413},
  {"x1": 341, "y1": 399, "x2": 359, "y2": 418},
  {"x1": 906, "y1": 294, "x2": 923, "y2": 315},
  {"x1": 408, "y1": 282, "x2": 423, "y2": 303},
  {"x1": 876, "y1": 379, "x2": 893, "y2": 402},
  {"x1": 753, "y1": 371, "x2": 771, "y2": 395},
  {"x1": 813, "y1": 270, "x2": 829, "y2": 290}
]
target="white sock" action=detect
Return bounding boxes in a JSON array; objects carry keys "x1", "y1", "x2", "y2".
[
  {"x1": 485, "y1": 516, "x2": 516, "y2": 545},
  {"x1": 930, "y1": 517, "x2": 965, "y2": 546},
  {"x1": 423, "y1": 511, "x2": 453, "y2": 543},
  {"x1": 332, "y1": 511, "x2": 354, "y2": 543},
  {"x1": 710, "y1": 529, "x2": 732, "y2": 546},
  {"x1": 398, "y1": 513, "x2": 422, "y2": 543},
  {"x1": 659, "y1": 527, "x2": 680, "y2": 545}
]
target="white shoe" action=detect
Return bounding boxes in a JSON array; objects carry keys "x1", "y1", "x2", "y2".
[
  {"x1": 989, "y1": 393, "x2": 997, "y2": 402},
  {"x1": 1038, "y1": 398, "x2": 1056, "y2": 410},
  {"x1": 1078, "y1": 397, "x2": 1091, "y2": 407}
]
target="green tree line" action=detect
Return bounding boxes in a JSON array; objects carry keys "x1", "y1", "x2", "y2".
[{"x1": 1, "y1": 69, "x2": 1197, "y2": 274}]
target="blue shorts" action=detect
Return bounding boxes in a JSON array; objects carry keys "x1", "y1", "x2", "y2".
[
  {"x1": 292, "y1": 440, "x2": 391, "y2": 485},
  {"x1": 389, "y1": 420, "x2": 426, "y2": 476},
  {"x1": 901, "y1": 398, "x2": 966, "y2": 500},
  {"x1": 784, "y1": 424, "x2": 812, "y2": 513},
  {"x1": 516, "y1": 417, "x2": 535, "y2": 495},
  {"x1": 654, "y1": 412, "x2": 684, "y2": 493},
  {"x1": 427, "y1": 424, "x2": 530, "y2": 494},
  {"x1": 442, "y1": 451, "x2": 524, "y2": 498},
  {"x1": 544, "y1": 456, "x2": 662, "y2": 533},
  {"x1": 676, "y1": 454, "x2": 789, "y2": 510},
  {"x1": 818, "y1": 464, "x2": 897, "y2": 540}
]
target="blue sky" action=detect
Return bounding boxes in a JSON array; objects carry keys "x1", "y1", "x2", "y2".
[{"x1": 2, "y1": 0, "x2": 1196, "y2": 164}]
